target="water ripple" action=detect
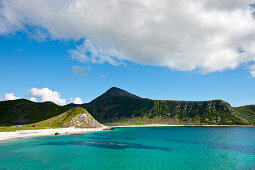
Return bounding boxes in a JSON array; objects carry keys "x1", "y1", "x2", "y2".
[{"x1": 165, "y1": 139, "x2": 255, "y2": 155}]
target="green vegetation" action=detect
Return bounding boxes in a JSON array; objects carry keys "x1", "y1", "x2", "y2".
[
  {"x1": 233, "y1": 105, "x2": 255, "y2": 124},
  {"x1": 0, "y1": 100, "x2": 102, "y2": 130},
  {"x1": 80, "y1": 87, "x2": 252, "y2": 125},
  {"x1": 0, "y1": 87, "x2": 254, "y2": 129},
  {"x1": 0, "y1": 99, "x2": 70, "y2": 125},
  {"x1": 37, "y1": 107, "x2": 102, "y2": 128},
  {"x1": 0, "y1": 125, "x2": 54, "y2": 132}
]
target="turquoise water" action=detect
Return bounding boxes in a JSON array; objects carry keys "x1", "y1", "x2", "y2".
[{"x1": 0, "y1": 127, "x2": 254, "y2": 170}]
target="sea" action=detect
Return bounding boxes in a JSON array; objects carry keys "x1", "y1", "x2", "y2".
[{"x1": 0, "y1": 127, "x2": 254, "y2": 169}]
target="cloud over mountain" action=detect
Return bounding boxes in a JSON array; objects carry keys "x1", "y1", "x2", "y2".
[
  {"x1": 2, "y1": 93, "x2": 20, "y2": 101},
  {"x1": 70, "y1": 97, "x2": 83, "y2": 104},
  {"x1": 28, "y1": 88, "x2": 67, "y2": 106},
  {"x1": 0, "y1": 0, "x2": 255, "y2": 75}
]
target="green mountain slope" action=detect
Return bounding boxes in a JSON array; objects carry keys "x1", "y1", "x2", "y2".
[
  {"x1": 0, "y1": 99, "x2": 102, "y2": 128},
  {"x1": 233, "y1": 105, "x2": 255, "y2": 124},
  {"x1": 37, "y1": 107, "x2": 102, "y2": 128},
  {"x1": 75, "y1": 87, "x2": 252, "y2": 125},
  {"x1": 0, "y1": 99, "x2": 70, "y2": 125}
]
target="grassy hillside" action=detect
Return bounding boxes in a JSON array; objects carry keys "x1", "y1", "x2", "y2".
[
  {"x1": 0, "y1": 99, "x2": 70, "y2": 125},
  {"x1": 233, "y1": 105, "x2": 255, "y2": 124},
  {"x1": 0, "y1": 99, "x2": 102, "y2": 128},
  {"x1": 78, "y1": 87, "x2": 250, "y2": 125},
  {"x1": 85, "y1": 98, "x2": 246, "y2": 125},
  {"x1": 37, "y1": 107, "x2": 102, "y2": 128}
]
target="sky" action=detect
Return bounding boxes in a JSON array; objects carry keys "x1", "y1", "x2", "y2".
[{"x1": 0, "y1": 0, "x2": 255, "y2": 106}]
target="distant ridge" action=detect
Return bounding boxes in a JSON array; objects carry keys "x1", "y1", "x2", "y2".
[
  {"x1": 77, "y1": 87, "x2": 255, "y2": 125},
  {"x1": 0, "y1": 99, "x2": 70, "y2": 125},
  {"x1": 0, "y1": 99, "x2": 101, "y2": 128}
]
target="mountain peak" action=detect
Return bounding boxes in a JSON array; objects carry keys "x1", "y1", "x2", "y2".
[
  {"x1": 104, "y1": 87, "x2": 139, "y2": 98},
  {"x1": 107, "y1": 87, "x2": 122, "y2": 92},
  {"x1": 90, "y1": 87, "x2": 140, "y2": 104}
]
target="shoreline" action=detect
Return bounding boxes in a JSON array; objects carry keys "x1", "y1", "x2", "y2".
[
  {"x1": 0, "y1": 124, "x2": 254, "y2": 142},
  {"x1": 0, "y1": 126, "x2": 108, "y2": 142},
  {"x1": 113, "y1": 124, "x2": 255, "y2": 128}
]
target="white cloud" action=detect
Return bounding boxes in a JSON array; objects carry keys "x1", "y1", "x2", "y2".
[
  {"x1": 1, "y1": 0, "x2": 255, "y2": 75},
  {"x1": 72, "y1": 65, "x2": 88, "y2": 78},
  {"x1": 249, "y1": 64, "x2": 255, "y2": 77},
  {"x1": 29, "y1": 97, "x2": 37, "y2": 102},
  {"x1": 70, "y1": 39, "x2": 125, "y2": 66},
  {"x1": 70, "y1": 97, "x2": 83, "y2": 104},
  {"x1": 250, "y1": 70, "x2": 255, "y2": 77},
  {"x1": 2, "y1": 93, "x2": 20, "y2": 100},
  {"x1": 28, "y1": 88, "x2": 66, "y2": 105}
]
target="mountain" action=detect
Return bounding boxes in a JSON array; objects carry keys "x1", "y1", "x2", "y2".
[
  {"x1": 73, "y1": 87, "x2": 254, "y2": 125},
  {"x1": 0, "y1": 99, "x2": 70, "y2": 125},
  {"x1": 94, "y1": 87, "x2": 140, "y2": 100},
  {"x1": 1, "y1": 88, "x2": 255, "y2": 126},
  {"x1": 70, "y1": 87, "x2": 152, "y2": 123},
  {"x1": 0, "y1": 99, "x2": 102, "y2": 128}
]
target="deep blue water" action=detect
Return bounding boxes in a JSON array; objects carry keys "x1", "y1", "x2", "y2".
[{"x1": 0, "y1": 127, "x2": 254, "y2": 169}]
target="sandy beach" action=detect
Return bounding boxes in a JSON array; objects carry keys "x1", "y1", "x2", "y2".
[{"x1": 0, "y1": 126, "x2": 108, "y2": 142}]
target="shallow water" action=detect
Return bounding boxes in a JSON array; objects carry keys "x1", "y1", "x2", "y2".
[{"x1": 0, "y1": 127, "x2": 254, "y2": 169}]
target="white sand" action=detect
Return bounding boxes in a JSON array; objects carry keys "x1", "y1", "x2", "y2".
[{"x1": 0, "y1": 126, "x2": 108, "y2": 142}]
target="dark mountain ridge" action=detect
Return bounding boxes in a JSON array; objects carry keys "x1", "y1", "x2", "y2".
[
  {"x1": 1, "y1": 87, "x2": 255, "y2": 126},
  {"x1": 72, "y1": 87, "x2": 254, "y2": 125},
  {"x1": 0, "y1": 99, "x2": 102, "y2": 128},
  {"x1": 0, "y1": 99, "x2": 70, "y2": 125}
]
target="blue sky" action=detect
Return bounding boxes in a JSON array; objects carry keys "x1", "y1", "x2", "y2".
[
  {"x1": 0, "y1": 0, "x2": 255, "y2": 106},
  {"x1": 1, "y1": 31, "x2": 255, "y2": 106}
]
